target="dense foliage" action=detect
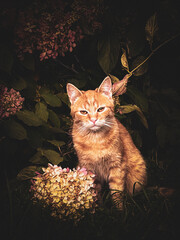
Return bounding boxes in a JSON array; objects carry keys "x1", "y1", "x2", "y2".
[{"x1": 1, "y1": 0, "x2": 179, "y2": 239}]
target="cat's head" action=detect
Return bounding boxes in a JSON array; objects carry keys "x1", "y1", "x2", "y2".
[{"x1": 67, "y1": 76, "x2": 115, "y2": 132}]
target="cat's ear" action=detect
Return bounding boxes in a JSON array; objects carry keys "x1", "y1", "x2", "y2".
[
  {"x1": 66, "y1": 83, "x2": 82, "y2": 104},
  {"x1": 98, "y1": 76, "x2": 112, "y2": 99}
]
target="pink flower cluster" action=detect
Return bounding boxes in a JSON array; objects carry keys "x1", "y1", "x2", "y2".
[
  {"x1": 14, "y1": 0, "x2": 102, "y2": 61},
  {"x1": 30, "y1": 164, "x2": 97, "y2": 221},
  {"x1": 0, "y1": 86, "x2": 24, "y2": 118}
]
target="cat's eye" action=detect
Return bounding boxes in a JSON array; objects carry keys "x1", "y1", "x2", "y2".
[
  {"x1": 80, "y1": 110, "x2": 88, "y2": 115},
  {"x1": 97, "y1": 107, "x2": 105, "y2": 112}
]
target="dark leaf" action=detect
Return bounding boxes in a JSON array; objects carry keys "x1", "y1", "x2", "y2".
[
  {"x1": 48, "y1": 109, "x2": 60, "y2": 128},
  {"x1": 27, "y1": 128, "x2": 43, "y2": 148},
  {"x1": 5, "y1": 120, "x2": 27, "y2": 140},
  {"x1": 47, "y1": 140, "x2": 65, "y2": 148},
  {"x1": 16, "y1": 110, "x2": 43, "y2": 126},
  {"x1": 126, "y1": 24, "x2": 146, "y2": 58},
  {"x1": 145, "y1": 13, "x2": 158, "y2": 47},
  {"x1": 127, "y1": 86, "x2": 148, "y2": 113},
  {"x1": 37, "y1": 148, "x2": 63, "y2": 165},
  {"x1": 57, "y1": 92, "x2": 70, "y2": 106},
  {"x1": 119, "y1": 104, "x2": 148, "y2": 128},
  {"x1": 131, "y1": 56, "x2": 148, "y2": 76},
  {"x1": 97, "y1": 35, "x2": 120, "y2": 73},
  {"x1": 11, "y1": 76, "x2": 27, "y2": 91},
  {"x1": 29, "y1": 152, "x2": 46, "y2": 164},
  {"x1": 17, "y1": 166, "x2": 41, "y2": 180},
  {"x1": 35, "y1": 102, "x2": 49, "y2": 122},
  {"x1": 41, "y1": 93, "x2": 62, "y2": 107}
]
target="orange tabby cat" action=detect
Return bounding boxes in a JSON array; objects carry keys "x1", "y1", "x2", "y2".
[{"x1": 67, "y1": 76, "x2": 147, "y2": 208}]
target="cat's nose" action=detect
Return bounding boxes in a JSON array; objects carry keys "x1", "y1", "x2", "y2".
[{"x1": 90, "y1": 118, "x2": 97, "y2": 124}]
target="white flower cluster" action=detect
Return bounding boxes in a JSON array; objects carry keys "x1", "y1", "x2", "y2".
[{"x1": 30, "y1": 164, "x2": 97, "y2": 221}]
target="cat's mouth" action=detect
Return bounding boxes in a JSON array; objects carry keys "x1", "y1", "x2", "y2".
[{"x1": 90, "y1": 125, "x2": 100, "y2": 131}]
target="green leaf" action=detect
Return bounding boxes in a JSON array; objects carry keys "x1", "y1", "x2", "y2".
[
  {"x1": 56, "y1": 92, "x2": 70, "y2": 106},
  {"x1": 121, "y1": 49, "x2": 129, "y2": 71},
  {"x1": 37, "y1": 148, "x2": 63, "y2": 165},
  {"x1": 0, "y1": 45, "x2": 13, "y2": 74},
  {"x1": 11, "y1": 76, "x2": 27, "y2": 90},
  {"x1": 119, "y1": 104, "x2": 148, "y2": 128},
  {"x1": 35, "y1": 102, "x2": 49, "y2": 122},
  {"x1": 41, "y1": 93, "x2": 62, "y2": 107},
  {"x1": 29, "y1": 152, "x2": 46, "y2": 164},
  {"x1": 39, "y1": 86, "x2": 50, "y2": 95},
  {"x1": 42, "y1": 123, "x2": 65, "y2": 134},
  {"x1": 47, "y1": 140, "x2": 65, "y2": 148},
  {"x1": 48, "y1": 109, "x2": 60, "y2": 128},
  {"x1": 21, "y1": 54, "x2": 35, "y2": 71},
  {"x1": 131, "y1": 56, "x2": 148, "y2": 76},
  {"x1": 17, "y1": 166, "x2": 40, "y2": 180},
  {"x1": 16, "y1": 110, "x2": 43, "y2": 126},
  {"x1": 5, "y1": 120, "x2": 27, "y2": 140},
  {"x1": 127, "y1": 86, "x2": 148, "y2": 113},
  {"x1": 97, "y1": 35, "x2": 120, "y2": 73}
]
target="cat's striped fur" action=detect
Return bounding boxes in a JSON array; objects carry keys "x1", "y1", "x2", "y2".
[{"x1": 67, "y1": 77, "x2": 147, "y2": 208}]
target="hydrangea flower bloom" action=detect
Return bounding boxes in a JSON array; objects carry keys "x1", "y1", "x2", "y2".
[
  {"x1": 14, "y1": 0, "x2": 102, "y2": 61},
  {"x1": 30, "y1": 164, "x2": 97, "y2": 222},
  {"x1": 0, "y1": 86, "x2": 24, "y2": 118}
]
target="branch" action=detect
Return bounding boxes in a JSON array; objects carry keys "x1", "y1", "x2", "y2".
[
  {"x1": 57, "y1": 60, "x2": 79, "y2": 74},
  {"x1": 130, "y1": 33, "x2": 180, "y2": 75}
]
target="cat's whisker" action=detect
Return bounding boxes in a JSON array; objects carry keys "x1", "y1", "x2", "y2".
[
  {"x1": 104, "y1": 123, "x2": 113, "y2": 128},
  {"x1": 76, "y1": 124, "x2": 87, "y2": 135}
]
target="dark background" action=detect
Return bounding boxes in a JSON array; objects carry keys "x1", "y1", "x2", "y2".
[{"x1": 1, "y1": 0, "x2": 180, "y2": 240}]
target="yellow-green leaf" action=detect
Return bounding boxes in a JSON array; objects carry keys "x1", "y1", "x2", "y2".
[{"x1": 121, "y1": 49, "x2": 129, "y2": 71}]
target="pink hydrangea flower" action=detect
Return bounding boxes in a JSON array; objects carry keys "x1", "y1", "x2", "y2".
[
  {"x1": 13, "y1": 0, "x2": 102, "y2": 61},
  {"x1": 0, "y1": 85, "x2": 24, "y2": 119}
]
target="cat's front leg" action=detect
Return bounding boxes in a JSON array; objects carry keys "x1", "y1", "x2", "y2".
[{"x1": 108, "y1": 165, "x2": 126, "y2": 210}]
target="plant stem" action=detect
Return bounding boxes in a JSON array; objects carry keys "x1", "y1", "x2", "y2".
[
  {"x1": 130, "y1": 33, "x2": 180, "y2": 74},
  {"x1": 57, "y1": 60, "x2": 79, "y2": 74}
]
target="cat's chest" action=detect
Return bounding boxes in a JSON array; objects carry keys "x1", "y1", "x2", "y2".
[
  {"x1": 75, "y1": 138, "x2": 111, "y2": 152},
  {"x1": 74, "y1": 138, "x2": 120, "y2": 162}
]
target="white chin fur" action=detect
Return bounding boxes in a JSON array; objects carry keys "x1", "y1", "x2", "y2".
[{"x1": 89, "y1": 125, "x2": 101, "y2": 131}]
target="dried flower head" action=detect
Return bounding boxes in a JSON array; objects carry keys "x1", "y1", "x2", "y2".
[
  {"x1": 30, "y1": 164, "x2": 97, "y2": 222},
  {"x1": 0, "y1": 86, "x2": 24, "y2": 119},
  {"x1": 14, "y1": 0, "x2": 103, "y2": 61}
]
